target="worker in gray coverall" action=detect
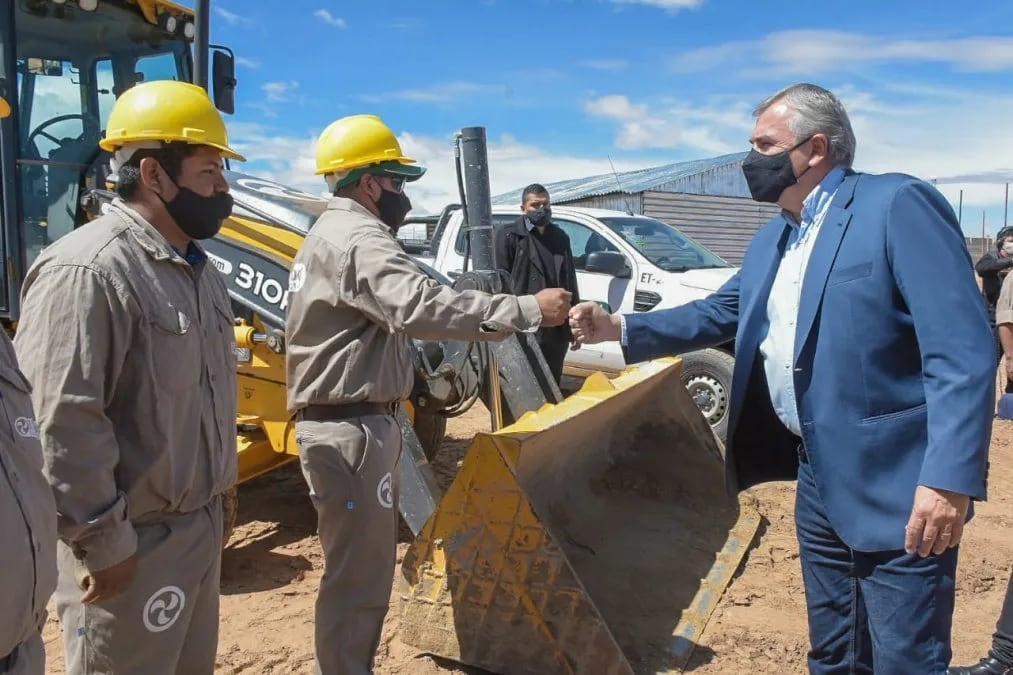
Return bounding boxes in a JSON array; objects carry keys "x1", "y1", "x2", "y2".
[
  {"x1": 286, "y1": 113, "x2": 573, "y2": 675},
  {"x1": 0, "y1": 332, "x2": 58, "y2": 675},
  {"x1": 0, "y1": 93, "x2": 57, "y2": 675},
  {"x1": 13, "y1": 80, "x2": 242, "y2": 675}
]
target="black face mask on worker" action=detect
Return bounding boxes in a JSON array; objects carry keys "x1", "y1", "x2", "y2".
[
  {"x1": 376, "y1": 188, "x2": 412, "y2": 233},
  {"x1": 740, "y1": 136, "x2": 813, "y2": 204},
  {"x1": 157, "y1": 170, "x2": 234, "y2": 240}
]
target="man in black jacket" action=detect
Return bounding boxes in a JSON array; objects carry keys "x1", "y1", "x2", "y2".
[
  {"x1": 494, "y1": 184, "x2": 580, "y2": 384},
  {"x1": 976, "y1": 226, "x2": 1013, "y2": 365}
]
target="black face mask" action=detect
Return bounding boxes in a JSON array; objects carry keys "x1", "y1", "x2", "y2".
[
  {"x1": 376, "y1": 188, "x2": 412, "y2": 233},
  {"x1": 741, "y1": 136, "x2": 813, "y2": 203},
  {"x1": 527, "y1": 206, "x2": 551, "y2": 227},
  {"x1": 157, "y1": 171, "x2": 233, "y2": 240}
]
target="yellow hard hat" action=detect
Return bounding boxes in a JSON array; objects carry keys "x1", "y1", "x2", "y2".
[
  {"x1": 0, "y1": 97, "x2": 10, "y2": 120},
  {"x1": 99, "y1": 80, "x2": 245, "y2": 161},
  {"x1": 314, "y1": 114, "x2": 424, "y2": 180}
]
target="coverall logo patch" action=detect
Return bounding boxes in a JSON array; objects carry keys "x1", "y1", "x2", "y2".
[
  {"x1": 377, "y1": 472, "x2": 394, "y2": 509},
  {"x1": 142, "y1": 586, "x2": 186, "y2": 633},
  {"x1": 288, "y1": 263, "x2": 307, "y2": 293},
  {"x1": 14, "y1": 417, "x2": 38, "y2": 438}
]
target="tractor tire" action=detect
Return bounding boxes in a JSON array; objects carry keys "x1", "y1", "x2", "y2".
[
  {"x1": 679, "y1": 348, "x2": 735, "y2": 445},
  {"x1": 413, "y1": 411, "x2": 447, "y2": 462},
  {"x1": 222, "y1": 486, "x2": 238, "y2": 549}
]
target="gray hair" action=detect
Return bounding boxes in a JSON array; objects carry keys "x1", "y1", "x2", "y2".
[{"x1": 754, "y1": 83, "x2": 857, "y2": 169}]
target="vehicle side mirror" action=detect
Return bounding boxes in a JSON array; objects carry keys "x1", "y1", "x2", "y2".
[
  {"x1": 211, "y1": 47, "x2": 237, "y2": 115},
  {"x1": 585, "y1": 250, "x2": 630, "y2": 278}
]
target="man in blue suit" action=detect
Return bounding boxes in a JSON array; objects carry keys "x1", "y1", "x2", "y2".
[{"x1": 569, "y1": 83, "x2": 995, "y2": 674}]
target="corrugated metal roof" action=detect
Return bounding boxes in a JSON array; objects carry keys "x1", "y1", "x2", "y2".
[{"x1": 491, "y1": 151, "x2": 749, "y2": 205}]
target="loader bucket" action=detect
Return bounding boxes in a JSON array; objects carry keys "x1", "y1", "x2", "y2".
[{"x1": 399, "y1": 357, "x2": 761, "y2": 674}]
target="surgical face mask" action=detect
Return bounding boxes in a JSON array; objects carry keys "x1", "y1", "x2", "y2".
[
  {"x1": 157, "y1": 169, "x2": 233, "y2": 240},
  {"x1": 1003, "y1": 241, "x2": 1013, "y2": 255},
  {"x1": 740, "y1": 136, "x2": 813, "y2": 204},
  {"x1": 376, "y1": 188, "x2": 412, "y2": 233},
  {"x1": 527, "y1": 206, "x2": 551, "y2": 227}
]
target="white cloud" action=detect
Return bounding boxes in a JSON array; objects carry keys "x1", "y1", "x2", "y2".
[
  {"x1": 359, "y1": 81, "x2": 502, "y2": 105},
  {"x1": 314, "y1": 9, "x2": 347, "y2": 28},
  {"x1": 579, "y1": 59, "x2": 629, "y2": 72},
  {"x1": 236, "y1": 57, "x2": 260, "y2": 69},
  {"x1": 389, "y1": 17, "x2": 423, "y2": 30},
  {"x1": 261, "y1": 81, "x2": 299, "y2": 102},
  {"x1": 672, "y1": 30, "x2": 1013, "y2": 75},
  {"x1": 610, "y1": 0, "x2": 703, "y2": 10},
  {"x1": 406, "y1": 132, "x2": 657, "y2": 214},
  {"x1": 584, "y1": 84, "x2": 1013, "y2": 230},
  {"x1": 214, "y1": 7, "x2": 250, "y2": 25},
  {"x1": 584, "y1": 94, "x2": 648, "y2": 120},
  {"x1": 228, "y1": 123, "x2": 657, "y2": 216},
  {"x1": 584, "y1": 94, "x2": 747, "y2": 154}
]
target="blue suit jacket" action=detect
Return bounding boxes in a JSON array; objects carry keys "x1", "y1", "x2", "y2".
[{"x1": 625, "y1": 171, "x2": 995, "y2": 552}]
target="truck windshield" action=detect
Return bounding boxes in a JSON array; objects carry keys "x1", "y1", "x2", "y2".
[
  {"x1": 13, "y1": 1, "x2": 190, "y2": 268},
  {"x1": 599, "y1": 216, "x2": 730, "y2": 272}
]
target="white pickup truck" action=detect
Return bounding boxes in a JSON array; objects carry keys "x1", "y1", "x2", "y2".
[{"x1": 401, "y1": 204, "x2": 739, "y2": 440}]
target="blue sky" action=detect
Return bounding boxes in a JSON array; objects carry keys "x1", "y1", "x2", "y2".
[{"x1": 210, "y1": 0, "x2": 1013, "y2": 236}]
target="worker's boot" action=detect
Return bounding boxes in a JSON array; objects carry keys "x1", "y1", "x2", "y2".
[{"x1": 948, "y1": 657, "x2": 1013, "y2": 675}]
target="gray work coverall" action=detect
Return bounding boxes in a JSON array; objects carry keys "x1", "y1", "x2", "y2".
[
  {"x1": 286, "y1": 197, "x2": 542, "y2": 675},
  {"x1": 14, "y1": 200, "x2": 238, "y2": 675},
  {"x1": 0, "y1": 330, "x2": 57, "y2": 675}
]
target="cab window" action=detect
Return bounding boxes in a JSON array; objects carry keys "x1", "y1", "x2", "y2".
[{"x1": 552, "y1": 219, "x2": 619, "y2": 271}]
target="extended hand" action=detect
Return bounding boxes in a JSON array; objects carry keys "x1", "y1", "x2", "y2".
[
  {"x1": 80, "y1": 554, "x2": 138, "y2": 604},
  {"x1": 904, "y1": 486, "x2": 970, "y2": 557},
  {"x1": 568, "y1": 302, "x2": 621, "y2": 345},
  {"x1": 534, "y1": 288, "x2": 572, "y2": 327}
]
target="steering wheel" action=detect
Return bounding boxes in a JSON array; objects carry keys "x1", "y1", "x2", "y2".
[{"x1": 26, "y1": 113, "x2": 102, "y2": 161}]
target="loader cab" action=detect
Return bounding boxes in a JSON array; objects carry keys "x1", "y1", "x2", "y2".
[{"x1": 0, "y1": 0, "x2": 229, "y2": 320}]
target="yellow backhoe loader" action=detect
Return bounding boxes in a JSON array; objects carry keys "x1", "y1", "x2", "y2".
[{"x1": 1, "y1": 2, "x2": 761, "y2": 671}]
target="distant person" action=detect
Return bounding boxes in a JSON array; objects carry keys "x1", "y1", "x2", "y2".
[
  {"x1": 976, "y1": 226, "x2": 1013, "y2": 364},
  {"x1": 494, "y1": 183, "x2": 581, "y2": 383},
  {"x1": 949, "y1": 269, "x2": 1013, "y2": 674}
]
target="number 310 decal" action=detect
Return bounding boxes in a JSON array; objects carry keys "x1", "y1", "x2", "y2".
[{"x1": 234, "y1": 262, "x2": 289, "y2": 310}]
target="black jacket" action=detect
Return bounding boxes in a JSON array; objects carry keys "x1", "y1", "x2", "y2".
[
  {"x1": 975, "y1": 251, "x2": 1013, "y2": 321},
  {"x1": 494, "y1": 217, "x2": 580, "y2": 340}
]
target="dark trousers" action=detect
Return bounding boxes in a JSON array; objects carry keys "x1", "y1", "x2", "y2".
[
  {"x1": 796, "y1": 455, "x2": 958, "y2": 674},
  {"x1": 988, "y1": 573, "x2": 1013, "y2": 666}
]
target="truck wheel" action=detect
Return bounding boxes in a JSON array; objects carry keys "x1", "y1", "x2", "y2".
[
  {"x1": 680, "y1": 348, "x2": 734, "y2": 444},
  {"x1": 222, "y1": 486, "x2": 238, "y2": 549},
  {"x1": 413, "y1": 412, "x2": 447, "y2": 462}
]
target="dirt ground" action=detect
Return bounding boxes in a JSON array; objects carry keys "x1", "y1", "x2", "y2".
[{"x1": 41, "y1": 395, "x2": 1013, "y2": 674}]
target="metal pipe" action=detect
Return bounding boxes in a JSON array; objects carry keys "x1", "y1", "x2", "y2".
[
  {"x1": 458, "y1": 126, "x2": 495, "y2": 271},
  {"x1": 454, "y1": 133, "x2": 471, "y2": 273},
  {"x1": 194, "y1": 0, "x2": 211, "y2": 89},
  {"x1": 486, "y1": 348, "x2": 504, "y2": 432}
]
